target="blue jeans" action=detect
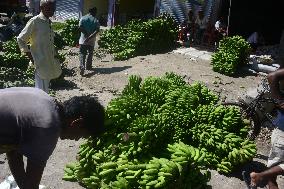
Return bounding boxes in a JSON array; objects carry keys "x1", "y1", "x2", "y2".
[{"x1": 79, "y1": 45, "x2": 94, "y2": 70}]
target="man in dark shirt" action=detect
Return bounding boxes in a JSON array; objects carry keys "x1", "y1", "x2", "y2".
[{"x1": 0, "y1": 87, "x2": 105, "y2": 189}]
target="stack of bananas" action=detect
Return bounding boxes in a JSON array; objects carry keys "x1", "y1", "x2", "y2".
[{"x1": 62, "y1": 73, "x2": 257, "y2": 188}]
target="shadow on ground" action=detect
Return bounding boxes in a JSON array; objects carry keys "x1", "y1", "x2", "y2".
[
  {"x1": 84, "y1": 66, "x2": 132, "y2": 78},
  {"x1": 222, "y1": 154, "x2": 269, "y2": 187},
  {"x1": 231, "y1": 67, "x2": 259, "y2": 78},
  {"x1": 50, "y1": 79, "x2": 78, "y2": 90}
]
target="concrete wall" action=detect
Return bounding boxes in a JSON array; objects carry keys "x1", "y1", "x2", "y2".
[{"x1": 119, "y1": 0, "x2": 155, "y2": 15}]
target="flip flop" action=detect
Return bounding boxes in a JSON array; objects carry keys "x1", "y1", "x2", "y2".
[{"x1": 242, "y1": 171, "x2": 257, "y2": 189}]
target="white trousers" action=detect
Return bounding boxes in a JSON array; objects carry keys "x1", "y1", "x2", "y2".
[{"x1": 35, "y1": 73, "x2": 50, "y2": 93}]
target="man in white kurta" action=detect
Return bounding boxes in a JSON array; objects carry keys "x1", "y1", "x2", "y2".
[{"x1": 17, "y1": 0, "x2": 62, "y2": 93}]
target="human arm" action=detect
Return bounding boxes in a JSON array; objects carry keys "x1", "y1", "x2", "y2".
[
  {"x1": 79, "y1": 17, "x2": 89, "y2": 37},
  {"x1": 17, "y1": 18, "x2": 35, "y2": 63},
  {"x1": 267, "y1": 69, "x2": 284, "y2": 108}
]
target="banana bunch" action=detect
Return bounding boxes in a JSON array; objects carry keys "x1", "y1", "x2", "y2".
[
  {"x1": 97, "y1": 161, "x2": 118, "y2": 183},
  {"x1": 162, "y1": 72, "x2": 186, "y2": 89},
  {"x1": 222, "y1": 106, "x2": 242, "y2": 132},
  {"x1": 199, "y1": 148, "x2": 220, "y2": 168},
  {"x1": 239, "y1": 124, "x2": 250, "y2": 138},
  {"x1": 140, "y1": 158, "x2": 179, "y2": 188},
  {"x1": 223, "y1": 132, "x2": 244, "y2": 149},
  {"x1": 121, "y1": 116, "x2": 160, "y2": 157},
  {"x1": 212, "y1": 36, "x2": 251, "y2": 75},
  {"x1": 168, "y1": 142, "x2": 206, "y2": 168},
  {"x1": 172, "y1": 125, "x2": 191, "y2": 143},
  {"x1": 122, "y1": 75, "x2": 142, "y2": 95},
  {"x1": 163, "y1": 86, "x2": 198, "y2": 109},
  {"x1": 80, "y1": 173, "x2": 101, "y2": 189},
  {"x1": 111, "y1": 177, "x2": 130, "y2": 189},
  {"x1": 78, "y1": 143, "x2": 95, "y2": 168},
  {"x1": 140, "y1": 77, "x2": 171, "y2": 105},
  {"x1": 208, "y1": 105, "x2": 226, "y2": 127},
  {"x1": 159, "y1": 103, "x2": 193, "y2": 130},
  {"x1": 216, "y1": 159, "x2": 233, "y2": 174},
  {"x1": 200, "y1": 85, "x2": 219, "y2": 105},
  {"x1": 167, "y1": 144, "x2": 211, "y2": 189},
  {"x1": 189, "y1": 82, "x2": 218, "y2": 105},
  {"x1": 227, "y1": 139, "x2": 256, "y2": 166},
  {"x1": 193, "y1": 104, "x2": 214, "y2": 124},
  {"x1": 191, "y1": 123, "x2": 224, "y2": 149},
  {"x1": 106, "y1": 93, "x2": 148, "y2": 127},
  {"x1": 63, "y1": 162, "x2": 78, "y2": 181},
  {"x1": 63, "y1": 73, "x2": 257, "y2": 188},
  {"x1": 115, "y1": 157, "x2": 146, "y2": 184},
  {"x1": 189, "y1": 82, "x2": 203, "y2": 97}
]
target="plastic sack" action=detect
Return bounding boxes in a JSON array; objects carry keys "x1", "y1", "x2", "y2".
[{"x1": 0, "y1": 175, "x2": 49, "y2": 189}]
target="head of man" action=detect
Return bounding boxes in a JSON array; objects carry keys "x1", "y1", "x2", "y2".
[
  {"x1": 60, "y1": 95, "x2": 105, "y2": 140},
  {"x1": 40, "y1": 0, "x2": 56, "y2": 18},
  {"x1": 198, "y1": 10, "x2": 204, "y2": 18},
  {"x1": 89, "y1": 7, "x2": 97, "y2": 17}
]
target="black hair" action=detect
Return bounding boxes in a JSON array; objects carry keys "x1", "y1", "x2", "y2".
[
  {"x1": 62, "y1": 95, "x2": 105, "y2": 136},
  {"x1": 89, "y1": 7, "x2": 97, "y2": 15}
]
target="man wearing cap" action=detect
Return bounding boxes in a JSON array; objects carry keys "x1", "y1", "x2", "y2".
[{"x1": 17, "y1": 0, "x2": 62, "y2": 93}]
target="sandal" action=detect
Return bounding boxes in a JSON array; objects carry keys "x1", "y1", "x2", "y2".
[{"x1": 242, "y1": 171, "x2": 257, "y2": 189}]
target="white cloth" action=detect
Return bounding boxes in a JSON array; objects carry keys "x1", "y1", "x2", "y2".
[
  {"x1": 215, "y1": 20, "x2": 221, "y2": 30},
  {"x1": 35, "y1": 72, "x2": 50, "y2": 93},
  {"x1": 17, "y1": 12, "x2": 62, "y2": 80},
  {"x1": 0, "y1": 175, "x2": 49, "y2": 189},
  {"x1": 267, "y1": 128, "x2": 284, "y2": 170}
]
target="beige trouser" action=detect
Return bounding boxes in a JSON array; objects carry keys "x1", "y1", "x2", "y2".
[
  {"x1": 267, "y1": 128, "x2": 284, "y2": 170},
  {"x1": 35, "y1": 73, "x2": 50, "y2": 93}
]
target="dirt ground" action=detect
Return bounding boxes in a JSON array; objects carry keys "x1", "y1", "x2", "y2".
[{"x1": 1, "y1": 47, "x2": 284, "y2": 189}]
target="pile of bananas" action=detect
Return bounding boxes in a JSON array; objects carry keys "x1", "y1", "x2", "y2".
[
  {"x1": 0, "y1": 37, "x2": 66, "y2": 90},
  {"x1": 63, "y1": 73, "x2": 257, "y2": 188},
  {"x1": 98, "y1": 15, "x2": 178, "y2": 61},
  {"x1": 0, "y1": 66, "x2": 34, "y2": 88},
  {"x1": 2, "y1": 38, "x2": 20, "y2": 53},
  {"x1": 211, "y1": 35, "x2": 251, "y2": 76},
  {"x1": 1, "y1": 38, "x2": 29, "y2": 70}
]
